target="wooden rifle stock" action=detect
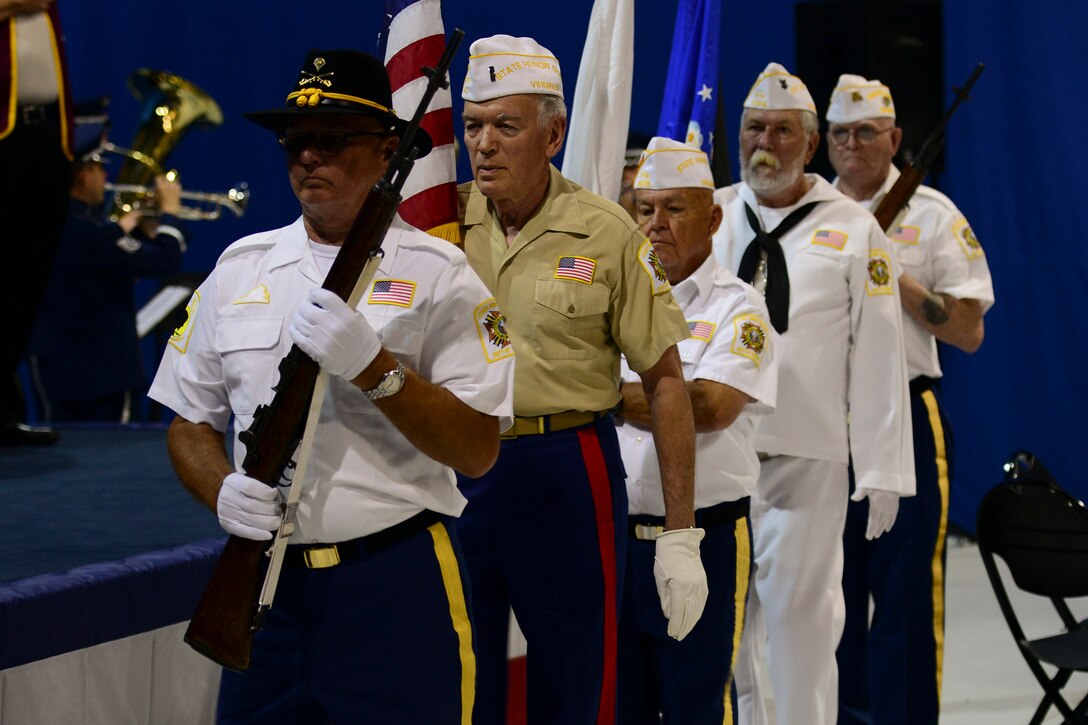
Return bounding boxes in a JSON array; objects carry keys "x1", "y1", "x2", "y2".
[
  {"x1": 183, "y1": 28, "x2": 465, "y2": 671},
  {"x1": 872, "y1": 63, "x2": 984, "y2": 233}
]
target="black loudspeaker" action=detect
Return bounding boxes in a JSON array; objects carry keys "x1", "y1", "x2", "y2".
[{"x1": 795, "y1": 0, "x2": 944, "y2": 182}]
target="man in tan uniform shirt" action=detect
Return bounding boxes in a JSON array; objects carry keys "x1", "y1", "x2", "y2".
[{"x1": 454, "y1": 34, "x2": 707, "y2": 724}]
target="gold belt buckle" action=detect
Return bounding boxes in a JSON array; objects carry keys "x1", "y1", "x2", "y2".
[
  {"x1": 303, "y1": 545, "x2": 341, "y2": 569},
  {"x1": 634, "y1": 524, "x2": 665, "y2": 541}
]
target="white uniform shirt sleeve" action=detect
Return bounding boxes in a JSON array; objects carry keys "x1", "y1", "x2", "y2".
[
  {"x1": 690, "y1": 277, "x2": 778, "y2": 412},
  {"x1": 414, "y1": 254, "x2": 515, "y2": 430},
  {"x1": 148, "y1": 275, "x2": 233, "y2": 431},
  {"x1": 849, "y1": 222, "x2": 916, "y2": 495},
  {"x1": 928, "y1": 205, "x2": 995, "y2": 313}
]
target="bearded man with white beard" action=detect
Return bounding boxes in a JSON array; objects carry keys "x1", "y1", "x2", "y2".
[{"x1": 710, "y1": 63, "x2": 915, "y2": 725}]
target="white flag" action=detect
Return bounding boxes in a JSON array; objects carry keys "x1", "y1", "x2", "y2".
[{"x1": 560, "y1": 0, "x2": 634, "y2": 202}]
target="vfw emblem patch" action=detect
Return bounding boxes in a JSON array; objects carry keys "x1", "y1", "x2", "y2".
[
  {"x1": 475, "y1": 299, "x2": 514, "y2": 363},
  {"x1": 638, "y1": 239, "x2": 672, "y2": 295},
  {"x1": 866, "y1": 250, "x2": 894, "y2": 296},
  {"x1": 953, "y1": 218, "x2": 984, "y2": 260},
  {"x1": 168, "y1": 290, "x2": 200, "y2": 353},
  {"x1": 731, "y1": 314, "x2": 768, "y2": 366}
]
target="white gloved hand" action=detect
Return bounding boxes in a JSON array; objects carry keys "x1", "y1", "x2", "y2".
[
  {"x1": 288, "y1": 287, "x2": 381, "y2": 380},
  {"x1": 217, "y1": 472, "x2": 281, "y2": 540},
  {"x1": 653, "y1": 527, "x2": 709, "y2": 640},
  {"x1": 851, "y1": 488, "x2": 900, "y2": 540}
]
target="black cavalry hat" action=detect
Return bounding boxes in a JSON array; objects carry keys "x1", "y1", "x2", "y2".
[{"x1": 244, "y1": 49, "x2": 432, "y2": 157}]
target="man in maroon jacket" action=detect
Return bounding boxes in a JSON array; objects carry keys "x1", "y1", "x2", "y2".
[{"x1": 0, "y1": 0, "x2": 74, "y2": 445}]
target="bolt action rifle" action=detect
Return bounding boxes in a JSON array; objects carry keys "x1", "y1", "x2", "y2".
[
  {"x1": 873, "y1": 63, "x2": 984, "y2": 233},
  {"x1": 182, "y1": 29, "x2": 465, "y2": 672}
]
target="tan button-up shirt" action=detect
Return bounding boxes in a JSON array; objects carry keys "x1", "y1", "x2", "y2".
[{"x1": 460, "y1": 165, "x2": 690, "y2": 416}]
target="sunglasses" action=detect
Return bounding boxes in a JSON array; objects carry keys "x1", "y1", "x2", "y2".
[
  {"x1": 277, "y1": 129, "x2": 391, "y2": 156},
  {"x1": 827, "y1": 125, "x2": 894, "y2": 147}
]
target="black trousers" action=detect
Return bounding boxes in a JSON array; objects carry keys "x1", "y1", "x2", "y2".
[{"x1": 0, "y1": 114, "x2": 70, "y2": 423}]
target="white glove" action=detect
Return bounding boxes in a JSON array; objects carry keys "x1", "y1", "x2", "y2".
[
  {"x1": 653, "y1": 527, "x2": 709, "y2": 640},
  {"x1": 217, "y1": 472, "x2": 281, "y2": 540},
  {"x1": 288, "y1": 287, "x2": 381, "y2": 380},
  {"x1": 851, "y1": 488, "x2": 900, "y2": 540}
]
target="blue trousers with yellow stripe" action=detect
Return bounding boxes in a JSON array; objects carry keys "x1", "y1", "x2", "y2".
[
  {"x1": 456, "y1": 416, "x2": 627, "y2": 725},
  {"x1": 618, "y1": 500, "x2": 752, "y2": 725},
  {"x1": 217, "y1": 516, "x2": 476, "y2": 724},
  {"x1": 837, "y1": 377, "x2": 952, "y2": 725}
]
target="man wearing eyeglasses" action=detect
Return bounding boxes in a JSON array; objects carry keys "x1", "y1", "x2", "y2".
[
  {"x1": 710, "y1": 63, "x2": 914, "y2": 725},
  {"x1": 827, "y1": 74, "x2": 995, "y2": 725},
  {"x1": 148, "y1": 49, "x2": 514, "y2": 722}
]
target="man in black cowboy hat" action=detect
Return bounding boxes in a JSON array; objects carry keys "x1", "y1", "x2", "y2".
[{"x1": 149, "y1": 48, "x2": 514, "y2": 722}]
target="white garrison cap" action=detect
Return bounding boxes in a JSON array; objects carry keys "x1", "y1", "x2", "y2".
[
  {"x1": 462, "y1": 35, "x2": 563, "y2": 102},
  {"x1": 743, "y1": 62, "x2": 816, "y2": 113},
  {"x1": 825, "y1": 74, "x2": 896, "y2": 123},
  {"x1": 634, "y1": 137, "x2": 714, "y2": 191}
]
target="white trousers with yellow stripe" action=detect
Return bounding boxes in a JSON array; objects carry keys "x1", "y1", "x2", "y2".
[{"x1": 735, "y1": 456, "x2": 850, "y2": 725}]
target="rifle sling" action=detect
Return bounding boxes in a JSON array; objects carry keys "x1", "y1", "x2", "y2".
[{"x1": 258, "y1": 250, "x2": 385, "y2": 610}]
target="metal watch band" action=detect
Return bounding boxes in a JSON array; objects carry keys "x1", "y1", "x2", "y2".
[{"x1": 362, "y1": 360, "x2": 407, "y2": 401}]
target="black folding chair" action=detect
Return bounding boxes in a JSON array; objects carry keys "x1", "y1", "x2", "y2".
[{"x1": 976, "y1": 462, "x2": 1088, "y2": 725}]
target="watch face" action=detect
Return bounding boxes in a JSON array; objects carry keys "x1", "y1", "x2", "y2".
[
  {"x1": 379, "y1": 369, "x2": 404, "y2": 394},
  {"x1": 367, "y1": 362, "x2": 405, "y2": 400}
]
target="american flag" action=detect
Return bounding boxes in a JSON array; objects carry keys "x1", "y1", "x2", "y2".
[
  {"x1": 379, "y1": 0, "x2": 459, "y2": 242},
  {"x1": 369, "y1": 279, "x2": 416, "y2": 307},
  {"x1": 555, "y1": 256, "x2": 597, "y2": 284},
  {"x1": 688, "y1": 320, "x2": 716, "y2": 341},
  {"x1": 813, "y1": 229, "x2": 848, "y2": 250},
  {"x1": 890, "y1": 225, "x2": 921, "y2": 244}
]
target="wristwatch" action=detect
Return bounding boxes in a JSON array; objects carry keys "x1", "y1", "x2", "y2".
[{"x1": 362, "y1": 361, "x2": 407, "y2": 401}]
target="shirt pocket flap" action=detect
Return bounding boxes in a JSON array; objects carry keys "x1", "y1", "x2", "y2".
[
  {"x1": 216, "y1": 316, "x2": 283, "y2": 354},
  {"x1": 534, "y1": 279, "x2": 610, "y2": 319}
]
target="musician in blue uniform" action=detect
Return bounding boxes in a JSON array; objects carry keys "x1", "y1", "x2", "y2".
[{"x1": 33, "y1": 144, "x2": 186, "y2": 421}]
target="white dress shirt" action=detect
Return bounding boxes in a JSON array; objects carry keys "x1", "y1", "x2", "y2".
[
  {"x1": 712, "y1": 175, "x2": 914, "y2": 495},
  {"x1": 150, "y1": 215, "x2": 515, "y2": 542}
]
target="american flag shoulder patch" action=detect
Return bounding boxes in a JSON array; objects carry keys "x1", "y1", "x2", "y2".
[
  {"x1": 889, "y1": 225, "x2": 921, "y2": 245},
  {"x1": 554, "y1": 255, "x2": 596, "y2": 285},
  {"x1": 731, "y1": 313, "x2": 768, "y2": 366},
  {"x1": 866, "y1": 249, "x2": 894, "y2": 296},
  {"x1": 811, "y1": 228, "x2": 848, "y2": 250},
  {"x1": 637, "y1": 239, "x2": 672, "y2": 295},
  {"x1": 474, "y1": 298, "x2": 514, "y2": 363},
  {"x1": 368, "y1": 279, "x2": 416, "y2": 307},
  {"x1": 688, "y1": 319, "x2": 717, "y2": 342}
]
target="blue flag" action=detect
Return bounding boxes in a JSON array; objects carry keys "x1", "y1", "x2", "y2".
[{"x1": 656, "y1": 0, "x2": 721, "y2": 160}]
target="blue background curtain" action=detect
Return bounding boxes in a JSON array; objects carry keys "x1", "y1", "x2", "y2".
[{"x1": 55, "y1": 0, "x2": 1086, "y2": 531}]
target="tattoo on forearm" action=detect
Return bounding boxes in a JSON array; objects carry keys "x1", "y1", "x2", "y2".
[{"x1": 922, "y1": 294, "x2": 950, "y2": 325}]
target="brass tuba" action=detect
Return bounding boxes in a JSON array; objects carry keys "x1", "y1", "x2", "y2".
[{"x1": 109, "y1": 69, "x2": 225, "y2": 219}]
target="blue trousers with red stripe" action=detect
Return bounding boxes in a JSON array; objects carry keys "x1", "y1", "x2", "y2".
[
  {"x1": 217, "y1": 517, "x2": 476, "y2": 724},
  {"x1": 456, "y1": 416, "x2": 627, "y2": 725},
  {"x1": 837, "y1": 377, "x2": 953, "y2": 725},
  {"x1": 618, "y1": 500, "x2": 752, "y2": 725}
]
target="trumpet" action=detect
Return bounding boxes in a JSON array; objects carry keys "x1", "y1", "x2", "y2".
[
  {"x1": 102, "y1": 69, "x2": 249, "y2": 222},
  {"x1": 105, "y1": 181, "x2": 250, "y2": 221}
]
